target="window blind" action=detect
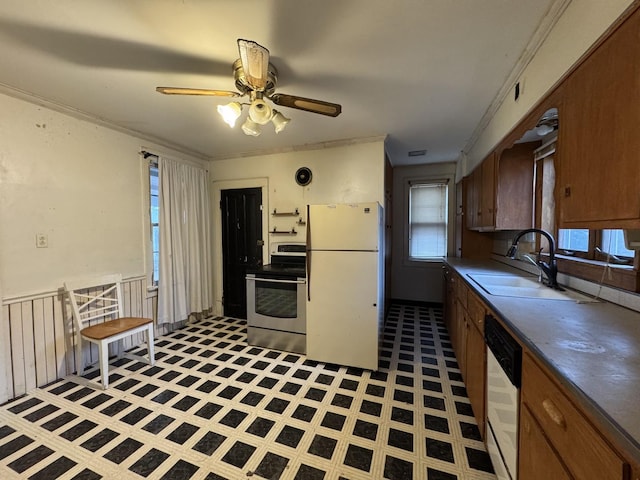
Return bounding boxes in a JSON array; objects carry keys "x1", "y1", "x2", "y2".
[{"x1": 409, "y1": 182, "x2": 448, "y2": 258}]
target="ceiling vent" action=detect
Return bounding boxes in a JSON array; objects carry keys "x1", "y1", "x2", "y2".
[{"x1": 408, "y1": 150, "x2": 427, "y2": 157}]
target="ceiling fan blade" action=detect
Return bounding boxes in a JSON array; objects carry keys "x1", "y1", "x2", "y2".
[
  {"x1": 0, "y1": 19, "x2": 230, "y2": 76},
  {"x1": 156, "y1": 87, "x2": 240, "y2": 97},
  {"x1": 237, "y1": 39, "x2": 269, "y2": 91},
  {"x1": 270, "y1": 93, "x2": 342, "y2": 117}
]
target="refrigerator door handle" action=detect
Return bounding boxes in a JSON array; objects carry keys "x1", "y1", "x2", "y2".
[
  {"x1": 306, "y1": 204, "x2": 311, "y2": 301},
  {"x1": 307, "y1": 250, "x2": 311, "y2": 301}
]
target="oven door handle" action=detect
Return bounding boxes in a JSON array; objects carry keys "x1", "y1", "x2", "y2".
[{"x1": 245, "y1": 277, "x2": 306, "y2": 285}]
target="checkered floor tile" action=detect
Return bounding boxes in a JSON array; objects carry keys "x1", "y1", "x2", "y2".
[{"x1": 0, "y1": 303, "x2": 496, "y2": 479}]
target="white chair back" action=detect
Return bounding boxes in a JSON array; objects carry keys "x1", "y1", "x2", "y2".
[{"x1": 66, "y1": 274, "x2": 125, "y2": 332}]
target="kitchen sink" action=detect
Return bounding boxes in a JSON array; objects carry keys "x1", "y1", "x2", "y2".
[{"x1": 467, "y1": 273, "x2": 598, "y2": 303}]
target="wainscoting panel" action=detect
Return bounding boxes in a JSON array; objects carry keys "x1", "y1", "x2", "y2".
[{"x1": 1, "y1": 276, "x2": 159, "y2": 404}]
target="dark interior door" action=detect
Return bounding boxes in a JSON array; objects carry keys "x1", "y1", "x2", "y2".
[{"x1": 221, "y1": 187, "x2": 263, "y2": 319}]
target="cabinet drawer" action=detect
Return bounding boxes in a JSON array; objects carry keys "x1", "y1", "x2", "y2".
[{"x1": 521, "y1": 353, "x2": 627, "y2": 479}]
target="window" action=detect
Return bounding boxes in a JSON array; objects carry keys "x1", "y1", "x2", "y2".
[
  {"x1": 558, "y1": 228, "x2": 634, "y2": 262},
  {"x1": 558, "y1": 228, "x2": 589, "y2": 252},
  {"x1": 408, "y1": 182, "x2": 448, "y2": 259},
  {"x1": 149, "y1": 163, "x2": 159, "y2": 285},
  {"x1": 601, "y1": 229, "x2": 634, "y2": 258}
]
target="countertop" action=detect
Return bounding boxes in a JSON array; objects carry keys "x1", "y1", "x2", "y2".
[{"x1": 445, "y1": 257, "x2": 640, "y2": 463}]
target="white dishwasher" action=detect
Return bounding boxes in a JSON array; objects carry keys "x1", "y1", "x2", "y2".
[{"x1": 485, "y1": 315, "x2": 522, "y2": 480}]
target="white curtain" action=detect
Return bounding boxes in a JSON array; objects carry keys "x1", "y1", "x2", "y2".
[{"x1": 157, "y1": 157, "x2": 212, "y2": 325}]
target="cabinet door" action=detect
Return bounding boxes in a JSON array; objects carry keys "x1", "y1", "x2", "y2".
[
  {"x1": 495, "y1": 143, "x2": 534, "y2": 230},
  {"x1": 519, "y1": 405, "x2": 572, "y2": 480},
  {"x1": 452, "y1": 300, "x2": 467, "y2": 372},
  {"x1": 465, "y1": 168, "x2": 481, "y2": 229},
  {"x1": 443, "y1": 268, "x2": 457, "y2": 333},
  {"x1": 455, "y1": 180, "x2": 464, "y2": 257},
  {"x1": 479, "y1": 154, "x2": 496, "y2": 229},
  {"x1": 465, "y1": 321, "x2": 486, "y2": 438},
  {"x1": 558, "y1": 7, "x2": 640, "y2": 227},
  {"x1": 522, "y1": 353, "x2": 627, "y2": 479}
]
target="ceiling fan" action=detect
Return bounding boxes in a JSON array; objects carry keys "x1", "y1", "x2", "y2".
[{"x1": 156, "y1": 39, "x2": 342, "y2": 136}]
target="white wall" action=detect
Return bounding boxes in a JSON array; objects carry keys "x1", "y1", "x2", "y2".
[
  {"x1": 208, "y1": 139, "x2": 386, "y2": 314},
  {"x1": 0, "y1": 92, "x2": 205, "y2": 299},
  {"x1": 391, "y1": 162, "x2": 457, "y2": 304},
  {"x1": 465, "y1": 0, "x2": 635, "y2": 172}
]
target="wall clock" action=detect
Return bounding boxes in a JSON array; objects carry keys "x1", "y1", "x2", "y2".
[{"x1": 295, "y1": 167, "x2": 312, "y2": 186}]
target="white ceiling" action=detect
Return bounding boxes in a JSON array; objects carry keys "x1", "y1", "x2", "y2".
[{"x1": 0, "y1": 0, "x2": 559, "y2": 166}]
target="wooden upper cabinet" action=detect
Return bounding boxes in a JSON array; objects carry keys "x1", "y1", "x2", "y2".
[
  {"x1": 557, "y1": 6, "x2": 640, "y2": 228},
  {"x1": 458, "y1": 177, "x2": 494, "y2": 258},
  {"x1": 465, "y1": 145, "x2": 534, "y2": 232},
  {"x1": 480, "y1": 153, "x2": 496, "y2": 229},
  {"x1": 465, "y1": 153, "x2": 495, "y2": 230},
  {"x1": 465, "y1": 166, "x2": 481, "y2": 229},
  {"x1": 495, "y1": 143, "x2": 535, "y2": 230}
]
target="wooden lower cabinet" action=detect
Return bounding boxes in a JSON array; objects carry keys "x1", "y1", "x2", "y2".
[
  {"x1": 519, "y1": 405, "x2": 572, "y2": 480},
  {"x1": 520, "y1": 352, "x2": 628, "y2": 480},
  {"x1": 443, "y1": 274, "x2": 486, "y2": 439},
  {"x1": 453, "y1": 300, "x2": 467, "y2": 372},
  {"x1": 443, "y1": 270, "x2": 635, "y2": 478},
  {"x1": 464, "y1": 318, "x2": 485, "y2": 437},
  {"x1": 442, "y1": 266, "x2": 456, "y2": 334}
]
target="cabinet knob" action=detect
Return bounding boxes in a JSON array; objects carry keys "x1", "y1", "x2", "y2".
[{"x1": 564, "y1": 186, "x2": 572, "y2": 197}]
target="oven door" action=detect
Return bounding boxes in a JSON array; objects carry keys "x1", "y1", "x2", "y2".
[{"x1": 246, "y1": 274, "x2": 306, "y2": 333}]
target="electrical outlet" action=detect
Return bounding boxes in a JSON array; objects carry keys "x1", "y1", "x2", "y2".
[{"x1": 36, "y1": 233, "x2": 48, "y2": 248}]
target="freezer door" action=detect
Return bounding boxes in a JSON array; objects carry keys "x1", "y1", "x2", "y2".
[
  {"x1": 308, "y1": 202, "x2": 381, "y2": 251},
  {"x1": 306, "y1": 250, "x2": 380, "y2": 370}
]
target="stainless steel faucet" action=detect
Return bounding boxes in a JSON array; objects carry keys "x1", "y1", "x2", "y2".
[{"x1": 506, "y1": 228, "x2": 561, "y2": 290}]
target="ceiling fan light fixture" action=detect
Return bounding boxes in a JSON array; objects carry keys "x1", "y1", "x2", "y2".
[
  {"x1": 271, "y1": 110, "x2": 290, "y2": 133},
  {"x1": 248, "y1": 98, "x2": 273, "y2": 125},
  {"x1": 157, "y1": 39, "x2": 342, "y2": 137},
  {"x1": 217, "y1": 102, "x2": 242, "y2": 127},
  {"x1": 241, "y1": 117, "x2": 261, "y2": 136}
]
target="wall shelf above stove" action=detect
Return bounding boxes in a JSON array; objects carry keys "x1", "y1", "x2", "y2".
[
  {"x1": 272, "y1": 208, "x2": 300, "y2": 216},
  {"x1": 271, "y1": 227, "x2": 297, "y2": 235}
]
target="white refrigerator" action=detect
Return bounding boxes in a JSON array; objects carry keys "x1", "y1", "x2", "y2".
[{"x1": 306, "y1": 202, "x2": 384, "y2": 370}]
